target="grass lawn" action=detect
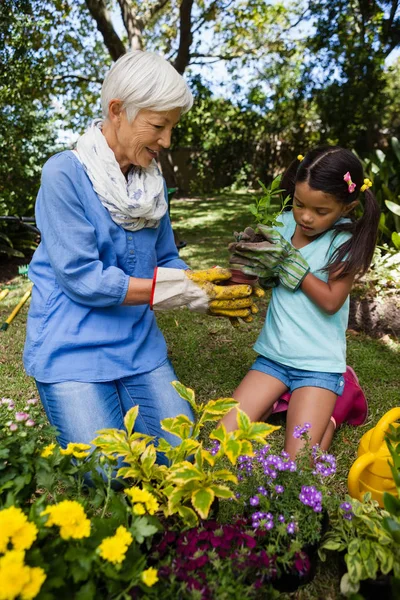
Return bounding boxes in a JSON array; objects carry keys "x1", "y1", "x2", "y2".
[{"x1": 1, "y1": 192, "x2": 399, "y2": 599}]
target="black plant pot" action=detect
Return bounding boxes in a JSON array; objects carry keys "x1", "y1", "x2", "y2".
[
  {"x1": 359, "y1": 573, "x2": 394, "y2": 600},
  {"x1": 273, "y1": 547, "x2": 318, "y2": 593}
]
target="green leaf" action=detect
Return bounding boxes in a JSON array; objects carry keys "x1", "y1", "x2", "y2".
[
  {"x1": 191, "y1": 486, "x2": 215, "y2": 519},
  {"x1": 167, "y1": 462, "x2": 204, "y2": 485},
  {"x1": 209, "y1": 484, "x2": 234, "y2": 499},
  {"x1": 236, "y1": 408, "x2": 251, "y2": 431},
  {"x1": 212, "y1": 469, "x2": 238, "y2": 483},
  {"x1": 131, "y1": 516, "x2": 158, "y2": 544},
  {"x1": 74, "y1": 580, "x2": 97, "y2": 600},
  {"x1": 171, "y1": 381, "x2": 197, "y2": 411},
  {"x1": 340, "y1": 573, "x2": 360, "y2": 596},
  {"x1": 383, "y1": 491, "x2": 400, "y2": 517},
  {"x1": 392, "y1": 232, "x2": 400, "y2": 250},
  {"x1": 359, "y1": 539, "x2": 371, "y2": 560},
  {"x1": 391, "y1": 137, "x2": 400, "y2": 163},
  {"x1": 382, "y1": 516, "x2": 400, "y2": 543},
  {"x1": 177, "y1": 505, "x2": 198, "y2": 527},
  {"x1": 209, "y1": 424, "x2": 228, "y2": 444},
  {"x1": 140, "y1": 445, "x2": 157, "y2": 478},
  {"x1": 161, "y1": 414, "x2": 193, "y2": 440},
  {"x1": 385, "y1": 200, "x2": 400, "y2": 217},
  {"x1": 321, "y1": 539, "x2": 343, "y2": 551},
  {"x1": 224, "y1": 438, "x2": 242, "y2": 464},
  {"x1": 124, "y1": 406, "x2": 139, "y2": 437},
  {"x1": 346, "y1": 553, "x2": 363, "y2": 583},
  {"x1": 348, "y1": 539, "x2": 360, "y2": 556}
]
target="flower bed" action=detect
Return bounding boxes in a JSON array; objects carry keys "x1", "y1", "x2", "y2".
[{"x1": 1, "y1": 387, "x2": 400, "y2": 599}]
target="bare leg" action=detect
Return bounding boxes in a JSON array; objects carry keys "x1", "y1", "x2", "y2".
[
  {"x1": 284, "y1": 387, "x2": 337, "y2": 458},
  {"x1": 319, "y1": 419, "x2": 336, "y2": 451},
  {"x1": 221, "y1": 370, "x2": 288, "y2": 432}
]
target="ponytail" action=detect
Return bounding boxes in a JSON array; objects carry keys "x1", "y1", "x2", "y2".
[{"x1": 327, "y1": 188, "x2": 380, "y2": 279}]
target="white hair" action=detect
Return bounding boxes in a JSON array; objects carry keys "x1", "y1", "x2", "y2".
[{"x1": 101, "y1": 51, "x2": 193, "y2": 122}]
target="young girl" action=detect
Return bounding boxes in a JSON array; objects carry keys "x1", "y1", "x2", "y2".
[{"x1": 222, "y1": 146, "x2": 380, "y2": 457}]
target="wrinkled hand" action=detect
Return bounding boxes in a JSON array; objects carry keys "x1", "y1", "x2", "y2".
[
  {"x1": 151, "y1": 267, "x2": 262, "y2": 319},
  {"x1": 229, "y1": 225, "x2": 310, "y2": 291}
]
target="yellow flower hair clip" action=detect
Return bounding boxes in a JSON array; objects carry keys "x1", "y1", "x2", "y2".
[
  {"x1": 297, "y1": 154, "x2": 304, "y2": 161},
  {"x1": 360, "y1": 178, "x2": 372, "y2": 192}
]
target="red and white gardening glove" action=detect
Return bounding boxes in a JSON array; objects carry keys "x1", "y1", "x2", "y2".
[{"x1": 150, "y1": 267, "x2": 256, "y2": 318}]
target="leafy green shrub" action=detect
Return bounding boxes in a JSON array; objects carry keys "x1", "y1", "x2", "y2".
[{"x1": 359, "y1": 138, "x2": 400, "y2": 249}]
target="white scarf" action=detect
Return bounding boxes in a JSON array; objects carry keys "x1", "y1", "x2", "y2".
[{"x1": 75, "y1": 119, "x2": 167, "y2": 231}]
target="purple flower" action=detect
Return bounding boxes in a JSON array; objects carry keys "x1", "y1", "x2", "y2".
[
  {"x1": 278, "y1": 515, "x2": 285, "y2": 523},
  {"x1": 264, "y1": 520, "x2": 274, "y2": 531},
  {"x1": 313, "y1": 451, "x2": 337, "y2": 477},
  {"x1": 235, "y1": 492, "x2": 241, "y2": 499},
  {"x1": 343, "y1": 513, "x2": 353, "y2": 521},
  {"x1": 15, "y1": 412, "x2": 29, "y2": 422},
  {"x1": 275, "y1": 485, "x2": 284, "y2": 494},
  {"x1": 257, "y1": 486, "x2": 267, "y2": 496},
  {"x1": 287, "y1": 522, "x2": 296, "y2": 534},
  {"x1": 340, "y1": 502, "x2": 352, "y2": 512},
  {"x1": 293, "y1": 423, "x2": 311, "y2": 439},
  {"x1": 249, "y1": 496, "x2": 259, "y2": 506},
  {"x1": 299, "y1": 485, "x2": 323, "y2": 512}
]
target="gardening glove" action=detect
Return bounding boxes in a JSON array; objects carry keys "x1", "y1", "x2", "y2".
[
  {"x1": 229, "y1": 284, "x2": 265, "y2": 327},
  {"x1": 229, "y1": 227, "x2": 279, "y2": 289},
  {"x1": 229, "y1": 225, "x2": 310, "y2": 292},
  {"x1": 151, "y1": 267, "x2": 256, "y2": 318}
]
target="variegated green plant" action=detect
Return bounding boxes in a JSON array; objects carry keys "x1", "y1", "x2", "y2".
[
  {"x1": 319, "y1": 492, "x2": 400, "y2": 597},
  {"x1": 92, "y1": 381, "x2": 279, "y2": 527}
]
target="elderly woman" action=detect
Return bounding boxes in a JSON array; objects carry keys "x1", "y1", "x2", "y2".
[{"x1": 24, "y1": 51, "x2": 255, "y2": 463}]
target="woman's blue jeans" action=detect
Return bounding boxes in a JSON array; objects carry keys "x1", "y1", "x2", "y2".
[{"x1": 36, "y1": 359, "x2": 194, "y2": 466}]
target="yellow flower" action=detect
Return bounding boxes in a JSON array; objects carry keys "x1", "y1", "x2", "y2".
[
  {"x1": 360, "y1": 178, "x2": 373, "y2": 192},
  {"x1": 126, "y1": 487, "x2": 159, "y2": 515},
  {"x1": 98, "y1": 526, "x2": 133, "y2": 564},
  {"x1": 40, "y1": 443, "x2": 56, "y2": 458},
  {"x1": 132, "y1": 503, "x2": 146, "y2": 515},
  {"x1": 125, "y1": 487, "x2": 152, "y2": 503},
  {"x1": 41, "y1": 501, "x2": 91, "y2": 540},
  {"x1": 297, "y1": 154, "x2": 304, "y2": 161},
  {"x1": 20, "y1": 567, "x2": 46, "y2": 600},
  {"x1": 0, "y1": 507, "x2": 38, "y2": 553},
  {"x1": 145, "y1": 495, "x2": 159, "y2": 515},
  {"x1": 0, "y1": 550, "x2": 31, "y2": 600},
  {"x1": 141, "y1": 567, "x2": 159, "y2": 587},
  {"x1": 60, "y1": 442, "x2": 91, "y2": 459},
  {"x1": 115, "y1": 526, "x2": 133, "y2": 546}
]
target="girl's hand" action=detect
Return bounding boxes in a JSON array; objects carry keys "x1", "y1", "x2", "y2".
[{"x1": 229, "y1": 225, "x2": 310, "y2": 291}]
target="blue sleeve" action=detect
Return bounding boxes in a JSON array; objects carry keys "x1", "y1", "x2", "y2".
[
  {"x1": 36, "y1": 155, "x2": 129, "y2": 307},
  {"x1": 155, "y1": 183, "x2": 189, "y2": 270}
]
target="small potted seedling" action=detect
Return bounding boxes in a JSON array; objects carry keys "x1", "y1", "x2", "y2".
[{"x1": 227, "y1": 175, "x2": 291, "y2": 285}]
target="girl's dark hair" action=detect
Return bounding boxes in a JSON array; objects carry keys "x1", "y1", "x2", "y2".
[{"x1": 281, "y1": 145, "x2": 380, "y2": 279}]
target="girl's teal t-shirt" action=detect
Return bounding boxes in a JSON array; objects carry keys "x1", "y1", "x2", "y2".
[{"x1": 254, "y1": 211, "x2": 352, "y2": 373}]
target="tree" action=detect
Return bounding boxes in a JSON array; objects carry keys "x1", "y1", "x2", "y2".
[{"x1": 305, "y1": 0, "x2": 400, "y2": 150}]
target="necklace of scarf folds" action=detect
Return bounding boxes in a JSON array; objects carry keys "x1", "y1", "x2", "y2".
[{"x1": 75, "y1": 119, "x2": 167, "y2": 231}]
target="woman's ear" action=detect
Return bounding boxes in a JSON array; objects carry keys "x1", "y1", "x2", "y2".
[
  {"x1": 342, "y1": 200, "x2": 359, "y2": 216},
  {"x1": 108, "y1": 99, "x2": 123, "y2": 124}
]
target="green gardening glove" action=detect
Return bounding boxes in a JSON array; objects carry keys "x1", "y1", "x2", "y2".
[{"x1": 229, "y1": 224, "x2": 310, "y2": 292}]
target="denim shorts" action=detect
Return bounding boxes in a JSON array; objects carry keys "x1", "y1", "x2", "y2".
[{"x1": 250, "y1": 355, "x2": 345, "y2": 396}]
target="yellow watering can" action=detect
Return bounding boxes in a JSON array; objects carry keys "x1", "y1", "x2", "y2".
[{"x1": 348, "y1": 407, "x2": 400, "y2": 506}]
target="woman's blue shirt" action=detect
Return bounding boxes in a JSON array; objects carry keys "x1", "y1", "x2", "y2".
[{"x1": 23, "y1": 151, "x2": 188, "y2": 383}]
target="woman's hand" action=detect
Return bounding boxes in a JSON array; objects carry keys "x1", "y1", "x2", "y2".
[
  {"x1": 229, "y1": 225, "x2": 310, "y2": 292},
  {"x1": 151, "y1": 267, "x2": 260, "y2": 319}
]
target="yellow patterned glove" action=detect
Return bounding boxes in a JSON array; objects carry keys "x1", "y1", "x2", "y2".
[{"x1": 151, "y1": 267, "x2": 259, "y2": 319}]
